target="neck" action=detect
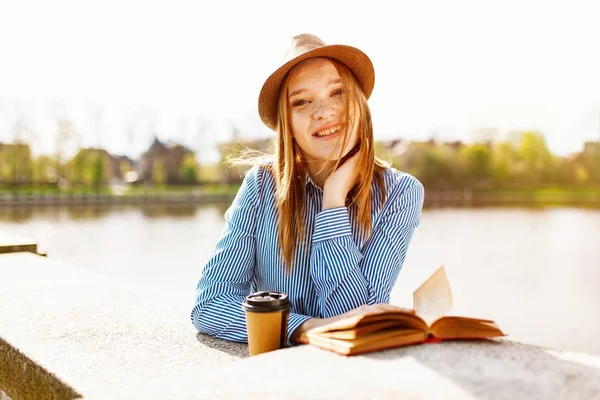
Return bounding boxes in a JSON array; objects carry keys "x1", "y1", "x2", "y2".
[{"x1": 305, "y1": 159, "x2": 336, "y2": 189}]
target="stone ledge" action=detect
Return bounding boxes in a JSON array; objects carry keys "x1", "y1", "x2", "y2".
[
  {"x1": 198, "y1": 340, "x2": 600, "y2": 399},
  {"x1": 0, "y1": 336, "x2": 80, "y2": 400},
  {"x1": 1, "y1": 252, "x2": 599, "y2": 399},
  {"x1": 0, "y1": 234, "x2": 38, "y2": 255},
  {"x1": 0, "y1": 253, "x2": 247, "y2": 399}
]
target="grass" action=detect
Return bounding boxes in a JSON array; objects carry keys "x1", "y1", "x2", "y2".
[
  {"x1": 0, "y1": 183, "x2": 242, "y2": 197},
  {"x1": 121, "y1": 184, "x2": 240, "y2": 196},
  {"x1": 423, "y1": 187, "x2": 600, "y2": 208},
  {"x1": 483, "y1": 187, "x2": 600, "y2": 195},
  {"x1": 1, "y1": 184, "x2": 598, "y2": 207},
  {"x1": 0, "y1": 185, "x2": 111, "y2": 195}
]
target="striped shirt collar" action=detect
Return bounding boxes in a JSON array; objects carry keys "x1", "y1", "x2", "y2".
[{"x1": 304, "y1": 172, "x2": 323, "y2": 192}]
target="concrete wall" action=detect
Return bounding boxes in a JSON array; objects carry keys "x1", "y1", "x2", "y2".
[{"x1": 1, "y1": 253, "x2": 599, "y2": 399}]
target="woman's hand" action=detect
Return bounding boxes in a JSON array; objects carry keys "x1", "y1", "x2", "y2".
[
  {"x1": 322, "y1": 148, "x2": 361, "y2": 210},
  {"x1": 337, "y1": 303, "x2": 415, "y2": 319},
  {"x1": 291, "y1": 303, "x2": 415, "y2": 343}
]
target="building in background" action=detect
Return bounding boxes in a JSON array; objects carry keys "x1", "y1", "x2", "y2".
[{"x1": 139, "y1": 137, "x2": 195, "y2": 184}]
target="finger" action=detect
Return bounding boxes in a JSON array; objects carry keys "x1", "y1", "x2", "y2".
[
  {"x1": 374, "y1": 304, "x2": 416, "y2": 314},
  {"x1": 338, "y1": 147, "x2": 361, "y2": 168},
  {"x1": 355, "y1": 305, "x2": 384, "y2": 316},
  {"x1": 336, "y1": 150, "x2": 361, "y2": 174}
]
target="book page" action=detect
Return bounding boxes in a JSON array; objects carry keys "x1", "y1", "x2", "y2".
[{"x1": 413, "y1": 266, "x2": 453, "y2": 320}]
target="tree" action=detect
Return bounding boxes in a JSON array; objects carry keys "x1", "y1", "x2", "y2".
[
  {"x1": 91, "y1": 154, "x2": 105, "y2": 189},
  {"x1": 32, "y1": 155, "x2": 56, "y2": 183},
  {"x1": 517, "y1": 131, "x2": 555, "y2": 185},
  {"x1": 69, "y1": 151, "x2": 87, "y2": 185},
  {"x1": 460, "y1": 144, "x2": 492, "y2": 188},
  {"x1": 55, "y1": 119, "x2": 79, "y2": 185},
  {"x1": 579, "y1": 142, "x2": 600, "y2": 184},
  {"x1": 66, "y1": 149, "x2": 112, "y2": 188},
  {"x1": 491, "y1": 141, "x2": 520, "y2": 187},
  {"x1": 180, "y1": 153, "x2": 198, "y2": 184},
  {"x1": 0, "y1": 143, "x2": 32, "y2": 184},
  {"x1": 394, "y1": 142, "x2": 462, "y2": 189},
  {"x1": 2, "y1": 115, "x2": 37, "y2": 184}
]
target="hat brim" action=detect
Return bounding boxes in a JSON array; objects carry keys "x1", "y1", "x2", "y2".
[{"x1": 258, "y1": 44, "x2": 375, "y2": 131}]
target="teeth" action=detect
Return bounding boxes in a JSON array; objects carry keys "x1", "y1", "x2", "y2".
[{"x1": 316, "y1": 125, "x2": 341, "y2": 137}]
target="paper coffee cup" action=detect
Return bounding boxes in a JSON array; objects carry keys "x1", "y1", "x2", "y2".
[{"x1": 242, "y1": 291, "x2": 290, "y2": 356}]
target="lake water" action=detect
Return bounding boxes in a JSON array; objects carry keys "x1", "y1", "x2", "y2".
[{"x1": 1, "y1": 204, "x2": 599, "y2": 356}]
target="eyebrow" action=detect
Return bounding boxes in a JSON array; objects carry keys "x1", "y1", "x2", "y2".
[{"x1": 288, "y1": 78, "x2": 342, "y2": 99}]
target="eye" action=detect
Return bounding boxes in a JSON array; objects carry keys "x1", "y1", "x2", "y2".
[
  {"x1": 292, "y1": 99, "x2": 309, "y2": 107},
  {"x1": 331, "y1": 88, "x2": 345, "y2": 96}
]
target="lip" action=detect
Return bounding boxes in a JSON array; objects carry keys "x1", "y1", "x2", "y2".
[{"x1": 312, "y1": 123, "x2": 343, "y2": 139}]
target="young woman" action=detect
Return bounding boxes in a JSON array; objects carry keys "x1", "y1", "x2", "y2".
[{"x1": 191, "y1": 33, "x2": 424, "y2": 344}]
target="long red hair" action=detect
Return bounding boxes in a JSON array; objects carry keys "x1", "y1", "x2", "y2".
[
  {"x1": 273, "y1": 58, "x2": 388, "y2": 272},
  {"x1": 231, "y1": 57, "x2": 388, "y2": 273}
]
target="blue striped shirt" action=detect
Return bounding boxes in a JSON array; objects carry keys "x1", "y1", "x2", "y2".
[{"x1": 191, "y1": 164, "x2": 424, "y2": 344}]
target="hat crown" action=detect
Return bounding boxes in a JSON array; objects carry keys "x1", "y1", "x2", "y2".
[{"x1": 283, "y1": 33, "x2": 327, "y2": 62}]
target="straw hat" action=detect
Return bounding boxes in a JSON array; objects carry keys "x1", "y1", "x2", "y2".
[{"x1": 258, "y1": 33, "x2": 375, "y2": 131}]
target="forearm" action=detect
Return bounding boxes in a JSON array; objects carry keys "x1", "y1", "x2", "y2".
[
  {"x1": 191, "y1": 293, "x2": 249, "y2": 342},
  {"x1": 311, "y1": 238, "x2": 372, "y2": 316},
  {"x1": 310, "y1": 207, "x2": 371, "y2": 316}
]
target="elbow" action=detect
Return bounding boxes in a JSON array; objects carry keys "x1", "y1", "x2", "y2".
[
  {"x1": 190, "y1": 302, "x2": 214, "y2": 335},
  {"x1": 190, "y1": 300, "x2": 248, "y2": 343}
]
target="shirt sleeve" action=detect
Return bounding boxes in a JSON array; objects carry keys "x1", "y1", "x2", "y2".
[
  {"x1": 310, "y1": 176, "x2": 424, "y2": 318},
  {"x1": 190, "y1": 167, "x2": 259, "y2": 342},
  {"x1": 190, "y1": 166, "x2": 316, "y2": 345}
]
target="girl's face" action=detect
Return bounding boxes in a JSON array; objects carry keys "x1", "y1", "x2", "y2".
[{"x1": 286, "y1": 57, "x2": 358, "y2": 163}]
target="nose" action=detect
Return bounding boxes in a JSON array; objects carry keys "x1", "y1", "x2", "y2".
[{"x1": 312, "y1": 99, "x2": 335, "y2": 120}]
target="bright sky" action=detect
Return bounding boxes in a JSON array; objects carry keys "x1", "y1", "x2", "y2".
[{"x1": 1, "y1": 0, "x2": 599, "y2": 160}]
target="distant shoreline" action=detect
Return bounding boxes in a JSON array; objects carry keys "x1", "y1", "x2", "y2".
[
  {"x1": 0, "y1": 192, "x2": 234, "y2": 206},
  {"x1": 425, "y1": 188, "x2": 600, "y2": 207},
  {"x1": 1, "y1": 188, "x2": 599, "y2": 208}
]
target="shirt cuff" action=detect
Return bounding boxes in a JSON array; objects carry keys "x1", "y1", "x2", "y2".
[
  {"x1": 287, "y1": 312, "x2": 313, "y2": 347},
  {"x1": 312, "y1": 206, "x2": 352, "y2": 243}
]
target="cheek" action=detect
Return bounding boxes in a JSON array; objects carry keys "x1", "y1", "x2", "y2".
[{"x1": 290, "y1": 112, "x2": 309, "y2": 137}]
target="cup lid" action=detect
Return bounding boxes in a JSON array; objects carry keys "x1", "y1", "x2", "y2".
[{"x1": 245, "y1": 291, "x2": 289, "y2": 307}]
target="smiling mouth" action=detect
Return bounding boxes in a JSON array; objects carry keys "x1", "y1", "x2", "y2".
[{"x1": 313, "y1": 124, "x2": 342, "y2": 138}]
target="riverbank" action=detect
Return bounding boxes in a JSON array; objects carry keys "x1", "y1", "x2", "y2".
[
  {"x1": 426, "y1": 187, "x2": 600, "y2": 207},
  {"x1": 1, "y1": 187, "x2": 599, "y2": 207},
  {"x1": 0, "y1": 191, "x2": 234, "y2": 206}
]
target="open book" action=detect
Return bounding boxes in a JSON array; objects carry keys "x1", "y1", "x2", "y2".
[{"x1": 299, "y1": 266, "x2": 506, "y2": 356}]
